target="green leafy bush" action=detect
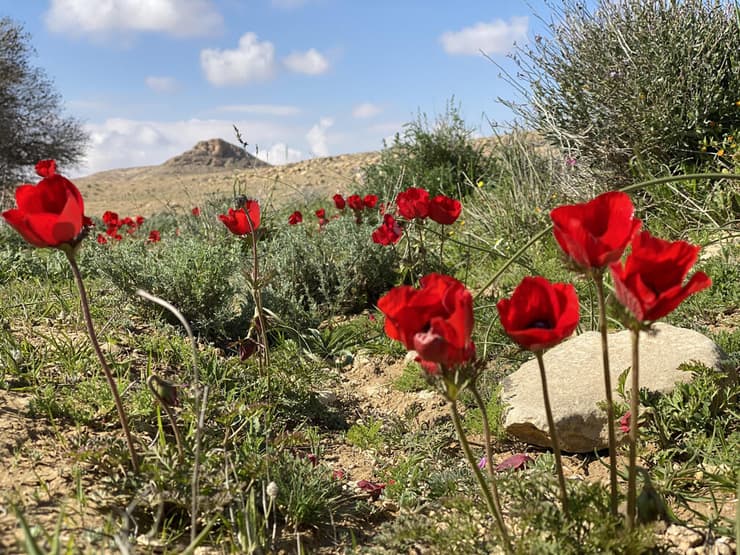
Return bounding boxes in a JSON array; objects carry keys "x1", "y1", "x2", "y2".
[
  {"x1": 262, "y1": 215, "x2": 399, "y2": 330},
  {"x1": 361, "y1": 100, "x2": 499, "y2": 199},
  {"x1": 80, "y1": 233, "x2": 250, "y2": 339},
  {"x1": 506, "y1": 0, "x2": 740, "y2": 181}
]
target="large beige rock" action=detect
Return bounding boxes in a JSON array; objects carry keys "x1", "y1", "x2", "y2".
[{"x1": 502, "y1": 323, "x2": 728, "y2": 453}]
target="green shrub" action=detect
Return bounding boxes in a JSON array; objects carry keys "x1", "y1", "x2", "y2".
[
  {"x1": 262, "y1": 215, "x2": 399, "y2": 330},
  {"x1": 361, "y1": 100, "x2": 499, "y2": 199},
  {"x1": 80, "y1": 233, "x2": 250, "y2": 339},
  {"x1": 506, "y1": 0, "x2": 740, "y2": 181}
]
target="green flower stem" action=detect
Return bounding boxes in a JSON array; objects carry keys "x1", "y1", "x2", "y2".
[
  {"x1": 470, "y1": 385, "x2": 508, "y2": 526},
  {"x1": 65, "y1": 252, "x2": 139, "y2": 473},
  {"x1": 247, "y1": 229, "x2": 270, "y2": 373},
  {"x1": 594, "y1": 273, "x2": 619, "y2": 517},
  {"x1": 626, "y1": 327, "x2": 641, "y2": 530},
  {"x1": 448, "y1": 399, "x2": 512, "y2": 554},
  {"x1": 535, "y1": 351, "x2": 569, "y2": 516},
  {"x1": 244, "y1": 217, "x2": 273, "y2": 494}
]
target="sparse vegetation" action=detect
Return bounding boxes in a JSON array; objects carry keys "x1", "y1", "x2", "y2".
[{"x1": 2, "y1": 1, "x2": 740, "y2": 551}]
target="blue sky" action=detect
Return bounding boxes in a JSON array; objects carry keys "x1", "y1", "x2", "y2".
[{"x1": 3, "y1": 0, "x2": 551, "y2": 176}]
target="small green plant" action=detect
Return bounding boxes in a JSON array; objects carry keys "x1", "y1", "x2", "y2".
[
  {"x1": 346, "y1": 417, "x2": 385, "y2": 452},
  {"x1": 361, "y1": 100, "x2": 499, "y2": 200},
  {"x1": 392, "y1": 362, "x2": 428, "y2": 393}
]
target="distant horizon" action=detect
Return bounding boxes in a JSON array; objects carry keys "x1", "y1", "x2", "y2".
[{"x1": 3, "y1": 1, "x2": 555, "y2": 178}]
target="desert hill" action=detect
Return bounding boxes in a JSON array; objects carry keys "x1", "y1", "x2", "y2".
[
  {"x1": 162, "y1": 138, "x2": 269, "y2": 171},
  {"x1": 75, "y1": 139, "x2": 381, "y2": 218}
]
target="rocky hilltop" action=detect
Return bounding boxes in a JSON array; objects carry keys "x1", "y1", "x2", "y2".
[{"x1": 163, "y1": 138, "x2": 269, "y2": 170}]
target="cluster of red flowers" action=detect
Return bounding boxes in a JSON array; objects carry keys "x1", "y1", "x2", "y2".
[
  {"x1": 371, "y1": 187, "x2": 462, "y2": 246},
  {"x1": 334, "y1": 193, "x2": 378, "y2": 223},
  {"x1": 98, "y1": 211, "x2": 146, "y2": 243},
  {"x1": 287, "y1": 192, "x2": 381, "y2": 227},
  {"x1": 395, "y1": 187, "x2": 462, "y2": 225},
  {"x1": 549, "y1": 191, "x2": 711, "y2": 325},
  {"x1": 378, "y1": 190, "x2": 711, "y2": 378}
]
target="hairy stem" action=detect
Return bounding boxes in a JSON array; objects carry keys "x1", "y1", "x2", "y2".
[
  {"x1": 448, "y1": 400, "x2": 512, "y2": 554},
  {"x1": 470, "y1": 384, "x2": 508, "y2": 520},
  {"x1": 535, "y1": 351, "x2": 569, "y2": 516},
  {"x1": 626, "y1": 327, "x2": 641, "y2": 530},
  {"x1": 66, "y1": 252, "x2": 138, "y2": 473},
  {"x1": 594, "y1": 274, "x2": 619, "y2": 517}
]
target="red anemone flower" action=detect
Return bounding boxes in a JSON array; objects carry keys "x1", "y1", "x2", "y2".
[
  {"x1": 191, "y1": 206, "x2": 201, "y2": 216},
  {"x1": 609, "y1": 231, "x2": 711, "y2": 323},
  {"x1": 497, "y1": 276, "x2": 580, "y2": 352},
  {"x1": 428, "y1": 195, "x2": 462, "y2": 225},
  {"x1": 550, "y1": 191, "x2": 641, "y2": 271},
  {"x1": 35, "y1": 159, "x2": 57, "y2": 178},
  {"x1": 102, "y1": 211, "x2": 119, "y2": 226},
  {"x1": 2, "y1": 163, "x2": 85, "y2": 249},
  {"x1": 378, "y1": 273, "x2": 475, "y2": 375},
  {"x1": 332, "y1": 194, "x2": 346, "y2": 210},
  {"x1": 371, "y1": 214, "x2": 402, "y2": 246},
  {"x1": 219, "y1": 200, "x2": 261, "y2": 235},
  {"x1": 347, "y1": 194, "x2": 364, "y2": 211},
  {"x1": 288, "y1": 210, "x2": 303, "y2": 225},
  {"x1": 148, "y1": 230, "x2": 161, "y2": 243},
  {"x1": 363, "y1": 194, "x2": 379, "y2": 209},
  {"x1": 396, "y1": 187, "x2": 430, "y2": 220}
]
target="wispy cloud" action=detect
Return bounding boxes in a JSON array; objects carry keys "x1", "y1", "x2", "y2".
[
  {"x1": 352, "y1": 102, "x2": 382, "y2": 119},
  {"x1": 201, "y1": 33, "x2": 276, "y2": 86},
  {"x1": 214, "y1": 104, "x2": 301, "y2": 116},
  {"x1": 145, "y1": 76, "x2": 180, "y2": 94},
  {"x1": 283, "y1": 48, "x2": 330, "y2": 75},
  {"x1": 45, "y1": 0, "x2": 223, "y2": 38},
  {"x1": 440, "y1": 17, "x2": 528, "y2": 56}
]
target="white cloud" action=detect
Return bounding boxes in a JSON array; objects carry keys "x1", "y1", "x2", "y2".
[
  {"x1": 305, "y1": 117, "x2": 334, "y2": 157},
  {"x1": 44, "y1": 0, "x2": 223, "y2": 38},
  {"x1": 440, "y1": 17, "x2": 528, "y2": 56},
  {"x1": 145, "y1": 76, "x2": 179, "y2": 94},
  {"x1": 257, "y1": 143, "x2": 304, "y2": 165},
  {"x1": 352, "y1": 102, "x2": 382, "y2": 119},
  {"x1": 283, "y1": 48, "x2": 329, "y2": 75},
  {"x1": 215, "y1": 104, "x2": 300, "y2": 116},
  {"x1": 201, "y1": 33, "x2": 276, "y2": 86}
]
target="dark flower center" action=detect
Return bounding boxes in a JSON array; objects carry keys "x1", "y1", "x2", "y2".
[{"x1": 527, "y1": 319, "x2": 553, "y2": 329}]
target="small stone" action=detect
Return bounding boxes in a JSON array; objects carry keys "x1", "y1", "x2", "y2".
[
  {"x1": 316, "y1": 390, "x2": 337, "y2": 406},
  {"x1": 666, "y1": 524, "x2": 704, "y2": 548},
  {"x1": 711, "y1": 540, "x2": 733, "y2": 555}
]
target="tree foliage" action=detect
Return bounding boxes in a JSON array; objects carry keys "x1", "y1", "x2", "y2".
[{"x1": 0, "y1": 17, "x2": 88, "y2": 192}]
